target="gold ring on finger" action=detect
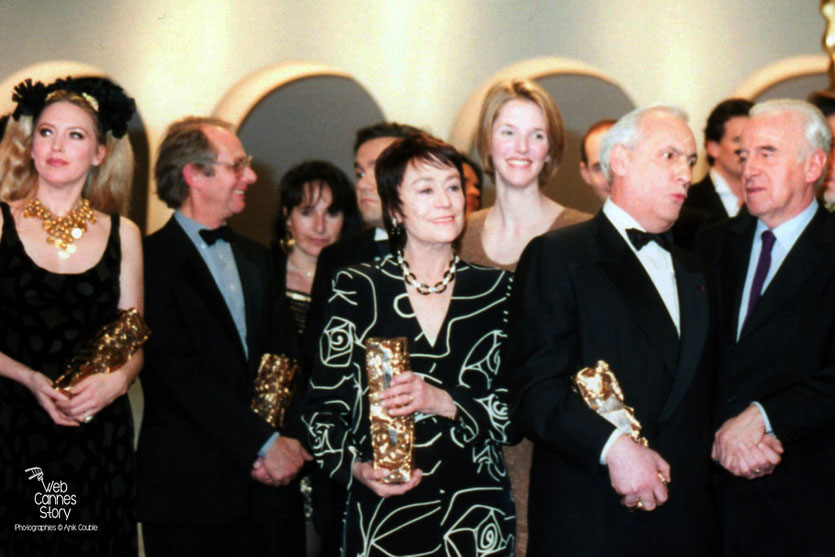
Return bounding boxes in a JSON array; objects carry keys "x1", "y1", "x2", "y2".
[
  {"x1": 635, "y1": 499, "x2": 643, "y2": 510},
  {"x1": 753, "y1": 467, "x2": 761, "y2": 474},
  {"x1": 83, "y1": 414, "x2": 93, "y2": 423}
]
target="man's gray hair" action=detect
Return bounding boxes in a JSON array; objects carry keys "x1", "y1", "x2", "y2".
[
  {"x1": 599, "y1": 104, "x2": 690, "y2": 183},
  {"x1": 750, "y1": 98, "x2": 831, "y2": 157}
]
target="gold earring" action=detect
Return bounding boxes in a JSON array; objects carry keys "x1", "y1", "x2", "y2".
[{"x1": 280, "y1": 229, "x2": 295, "y2": 253}]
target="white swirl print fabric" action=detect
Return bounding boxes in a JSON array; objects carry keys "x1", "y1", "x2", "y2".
[{"x1": 303, "y1": 256, "x2": 516, "y2": 556}]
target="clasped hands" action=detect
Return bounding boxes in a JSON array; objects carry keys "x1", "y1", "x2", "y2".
[
  {"x1": 251, "y1": 437, "x2": 312, "y2": 487},
  {"x1": 28, "y1": 369, "x2": 130, "y2": 427},
  {"x1": 606, "y1": 434, "x2": 671, "y2": 512},
  {"x1": 352, "y1": 371, "x2": 455, "y2": 498},
  {"x1": 712, "y1": 404, "x2": 783, "y2": 479}
]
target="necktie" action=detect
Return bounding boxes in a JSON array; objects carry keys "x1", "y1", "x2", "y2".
[
  {"x1": 199, "y1": 226, "x2": 233, "y2": 246},
  {"x1": 744, "y1": 230, "x2": 776, "y2": 325},
  {"x1": 626, "y1": 228, "x2": 671, "y2": 252}
]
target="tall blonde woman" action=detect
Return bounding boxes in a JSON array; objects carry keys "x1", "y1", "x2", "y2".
[
  {"x1": 460, "y1": 78, "x2": 591, "y2": 556},
  {"x1": 0, "y1": 77, "x2": 142, "y2": 555}
]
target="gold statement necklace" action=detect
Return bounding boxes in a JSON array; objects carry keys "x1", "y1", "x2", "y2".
[{"x1": 23, "y1": 197, "x2": 96, "y2": 259}]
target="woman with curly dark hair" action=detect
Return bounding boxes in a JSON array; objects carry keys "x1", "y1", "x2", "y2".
[
  {"x1": 271, "y1": 160, "x2": 361, "y2": 556},
  {"x1": 272, "y1": 160, "x2": 362, "y2": 337}
]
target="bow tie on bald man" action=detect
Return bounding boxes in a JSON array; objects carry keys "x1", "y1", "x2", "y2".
[
  {"x1": 199, "y1": 225, "x2": 233, "y2": 246},
  {"x1": 626, "y1": 228, "x2": 672, "y2": 252}
]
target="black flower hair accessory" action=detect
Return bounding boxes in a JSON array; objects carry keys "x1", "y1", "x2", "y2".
[
  {"x1": 11, "y1": 79, "x2": 48, "y2": 121},
  {"x1": 48, "y1": 77, "x2": 137, "y2": 139}
]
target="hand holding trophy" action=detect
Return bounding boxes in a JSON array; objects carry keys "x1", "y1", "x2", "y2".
[
  {"x1": 574, "y1": 361, "x2": 670, "y2": 511},
  {"x1": 52, "y1": 308, "x2": 150, "y2": 399}
]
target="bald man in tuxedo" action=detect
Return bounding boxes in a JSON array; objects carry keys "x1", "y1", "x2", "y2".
[{"x1": 505, "y1": 105, "x2": 717, "y2": 556}]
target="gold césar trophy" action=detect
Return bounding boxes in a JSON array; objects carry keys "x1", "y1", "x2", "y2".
[
  {"x1": 251, "y1": 354, "x2": 299, "y2": 429},
  {"x1": 573, "y1": 361, "x2": 648, "y2": 446},
  {"x1": 366, "y1": 337, "x2": 414, "y2": 483},
  {"x1": 53, "y1": 308, "x2": 150, "y2": 396},
  {"x1": 573, "y1": 360, "x2": 669, "y2": 500}
]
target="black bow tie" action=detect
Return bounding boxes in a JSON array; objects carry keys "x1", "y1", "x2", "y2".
[
  {"x1": 626, "y1": 228, "x2": 671, "y2": 252},
  {"x1": 199, "y1": 226, "x2": 233, "y2": 246}
]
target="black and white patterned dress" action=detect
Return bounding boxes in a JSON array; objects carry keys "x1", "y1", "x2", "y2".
[{"x1": 303, "y1": 255, "x2": 515, "y2": 557}]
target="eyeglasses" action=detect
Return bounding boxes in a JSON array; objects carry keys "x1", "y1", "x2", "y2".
[{"x1": 213, "y1": 154, "x2": 253, "y2": 176}]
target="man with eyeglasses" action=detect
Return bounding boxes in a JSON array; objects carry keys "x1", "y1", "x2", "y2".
[{"x1": 139, "y1": 117, "x2": 310, "y2": 556}]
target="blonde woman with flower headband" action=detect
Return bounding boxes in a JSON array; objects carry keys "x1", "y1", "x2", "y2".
[{"x1": 0, "y1": 76, "x2": 143, "y2": 554}]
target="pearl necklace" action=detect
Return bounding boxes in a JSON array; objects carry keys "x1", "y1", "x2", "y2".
[
  {"x1": 397, "y1": 250, "x2": 458, "y2": 295},
  {"x1": 23, "y1": 198, "x2": 96, "y2": 260}
]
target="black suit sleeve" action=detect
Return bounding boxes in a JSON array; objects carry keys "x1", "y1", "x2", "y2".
[
  {"x1": 503, "y1": 235, "x2": 615, "y2": 474},
  {"x1": 266, "y1": 253, "x2": 308, "y2": 441}
]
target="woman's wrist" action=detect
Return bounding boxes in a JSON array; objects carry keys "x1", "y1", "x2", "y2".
[
  {"x1": 438, "y1": 391, "x2": 458, "y2": 420},
  {"x1": 110, "y1": 369, "x2": 131, "y2": 396},
  {"x1": 15, "y1": 364, "x2": 39, "y2": 389}
]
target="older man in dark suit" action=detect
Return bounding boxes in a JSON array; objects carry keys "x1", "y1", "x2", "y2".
[
  {"x1": 138, "y1": 117, "x2": 310, "y2": 557},
  {"x1": 697, "y1": 99, "x2": 835, "y2": 557},
  {"x1": 505, "y1": 105, "x2": 717, "y2": 556}
]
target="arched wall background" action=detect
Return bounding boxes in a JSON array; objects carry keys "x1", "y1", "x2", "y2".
[{"x1": 0, "y1": 0, "x2": 828, "y2": 234}]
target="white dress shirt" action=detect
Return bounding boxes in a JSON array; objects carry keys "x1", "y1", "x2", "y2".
[
  {"x1": 710, "y1": 168, "x2": 743, "y2": 218},
  {"x1": 603, "y1": 199, "x2": 680, "y2": 334},
  {"x1": 599, "y1": 200, "x2": 681, "y2": 462}
]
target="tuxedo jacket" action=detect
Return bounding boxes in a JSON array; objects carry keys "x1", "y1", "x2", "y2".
[
  {"x1": 673, "y1": 174, "x2": 729, "y2": 249},
  {"x1": 504, "y1": 212, "x2": 717, "y2": 557},
  {"x1": 697, "y1": 207, "x2": 835, "y2": 555},
  {"x1": 137, "y1": 217, "x2": 298, "y2": 525}
]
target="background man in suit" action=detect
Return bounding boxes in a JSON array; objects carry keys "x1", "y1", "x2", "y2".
[
  {"x1": 308, "y1": 122, "x2": 420, "y2": 296},
  {"x1": 808, "y1": 90, "x2": 835, "y2": 209},
  {"x1": 139, "y1": 117, "x2": 310, "y2": 556},
  {"x1": 698, "y1": 99, "x2": 835, "y2": 557},
  {"x1": 674, "y1": 98, "x2": 752, "y2": 248},
  {"x1": 505, "y1": 105, "x2": 716, "y2": 556},
  {"x1": 579, "y1": 118, "x2": 616, "y2": 203}
]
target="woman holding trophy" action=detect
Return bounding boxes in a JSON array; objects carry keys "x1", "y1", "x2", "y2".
[
  {"x1": 0, "y1": 76, "x2": 143, "y2": 554},
  {"x1": 303, "y1": 132, "x2": 515, "y2": 556}
]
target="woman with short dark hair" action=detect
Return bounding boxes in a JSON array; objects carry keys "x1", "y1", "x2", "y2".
[{"x1": 304, "y1": 132, "x2": 515, "y2": 556}]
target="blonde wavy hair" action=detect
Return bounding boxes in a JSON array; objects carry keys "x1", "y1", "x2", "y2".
[
  {"x1": 476, "y1": 78, "x2": 565, "y2": 188},
  {"x1": 0, "y1": 90, "x2": 134, "y2": 215}
]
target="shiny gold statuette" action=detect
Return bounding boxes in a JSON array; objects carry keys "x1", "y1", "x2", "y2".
[
  {"x1": 53, "y1": 308, "x2": 151, "y2": 396},
  {"x1": 573, "y1": 360, "x2": 647, "y2": 446},
  {"x1": 251, "y1": 354, "x2": 299, "y2": 429},
  {"x1": 366, "y1": 337, "x2": 414, "y2": 483}
]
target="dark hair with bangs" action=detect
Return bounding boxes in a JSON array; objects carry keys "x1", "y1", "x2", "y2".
[
  {"x1": 272, "y1": 160, "x2": 363, "y2": 251},
  {"x1": 353, "y1": 121, "x2": 422, "y2": 154},
  {"x1": 375, "y1": 132, "x2": 464, "y2": 252},
  {"x1": 704, "y1": 98, "x2": 753, "y2": 165}
]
